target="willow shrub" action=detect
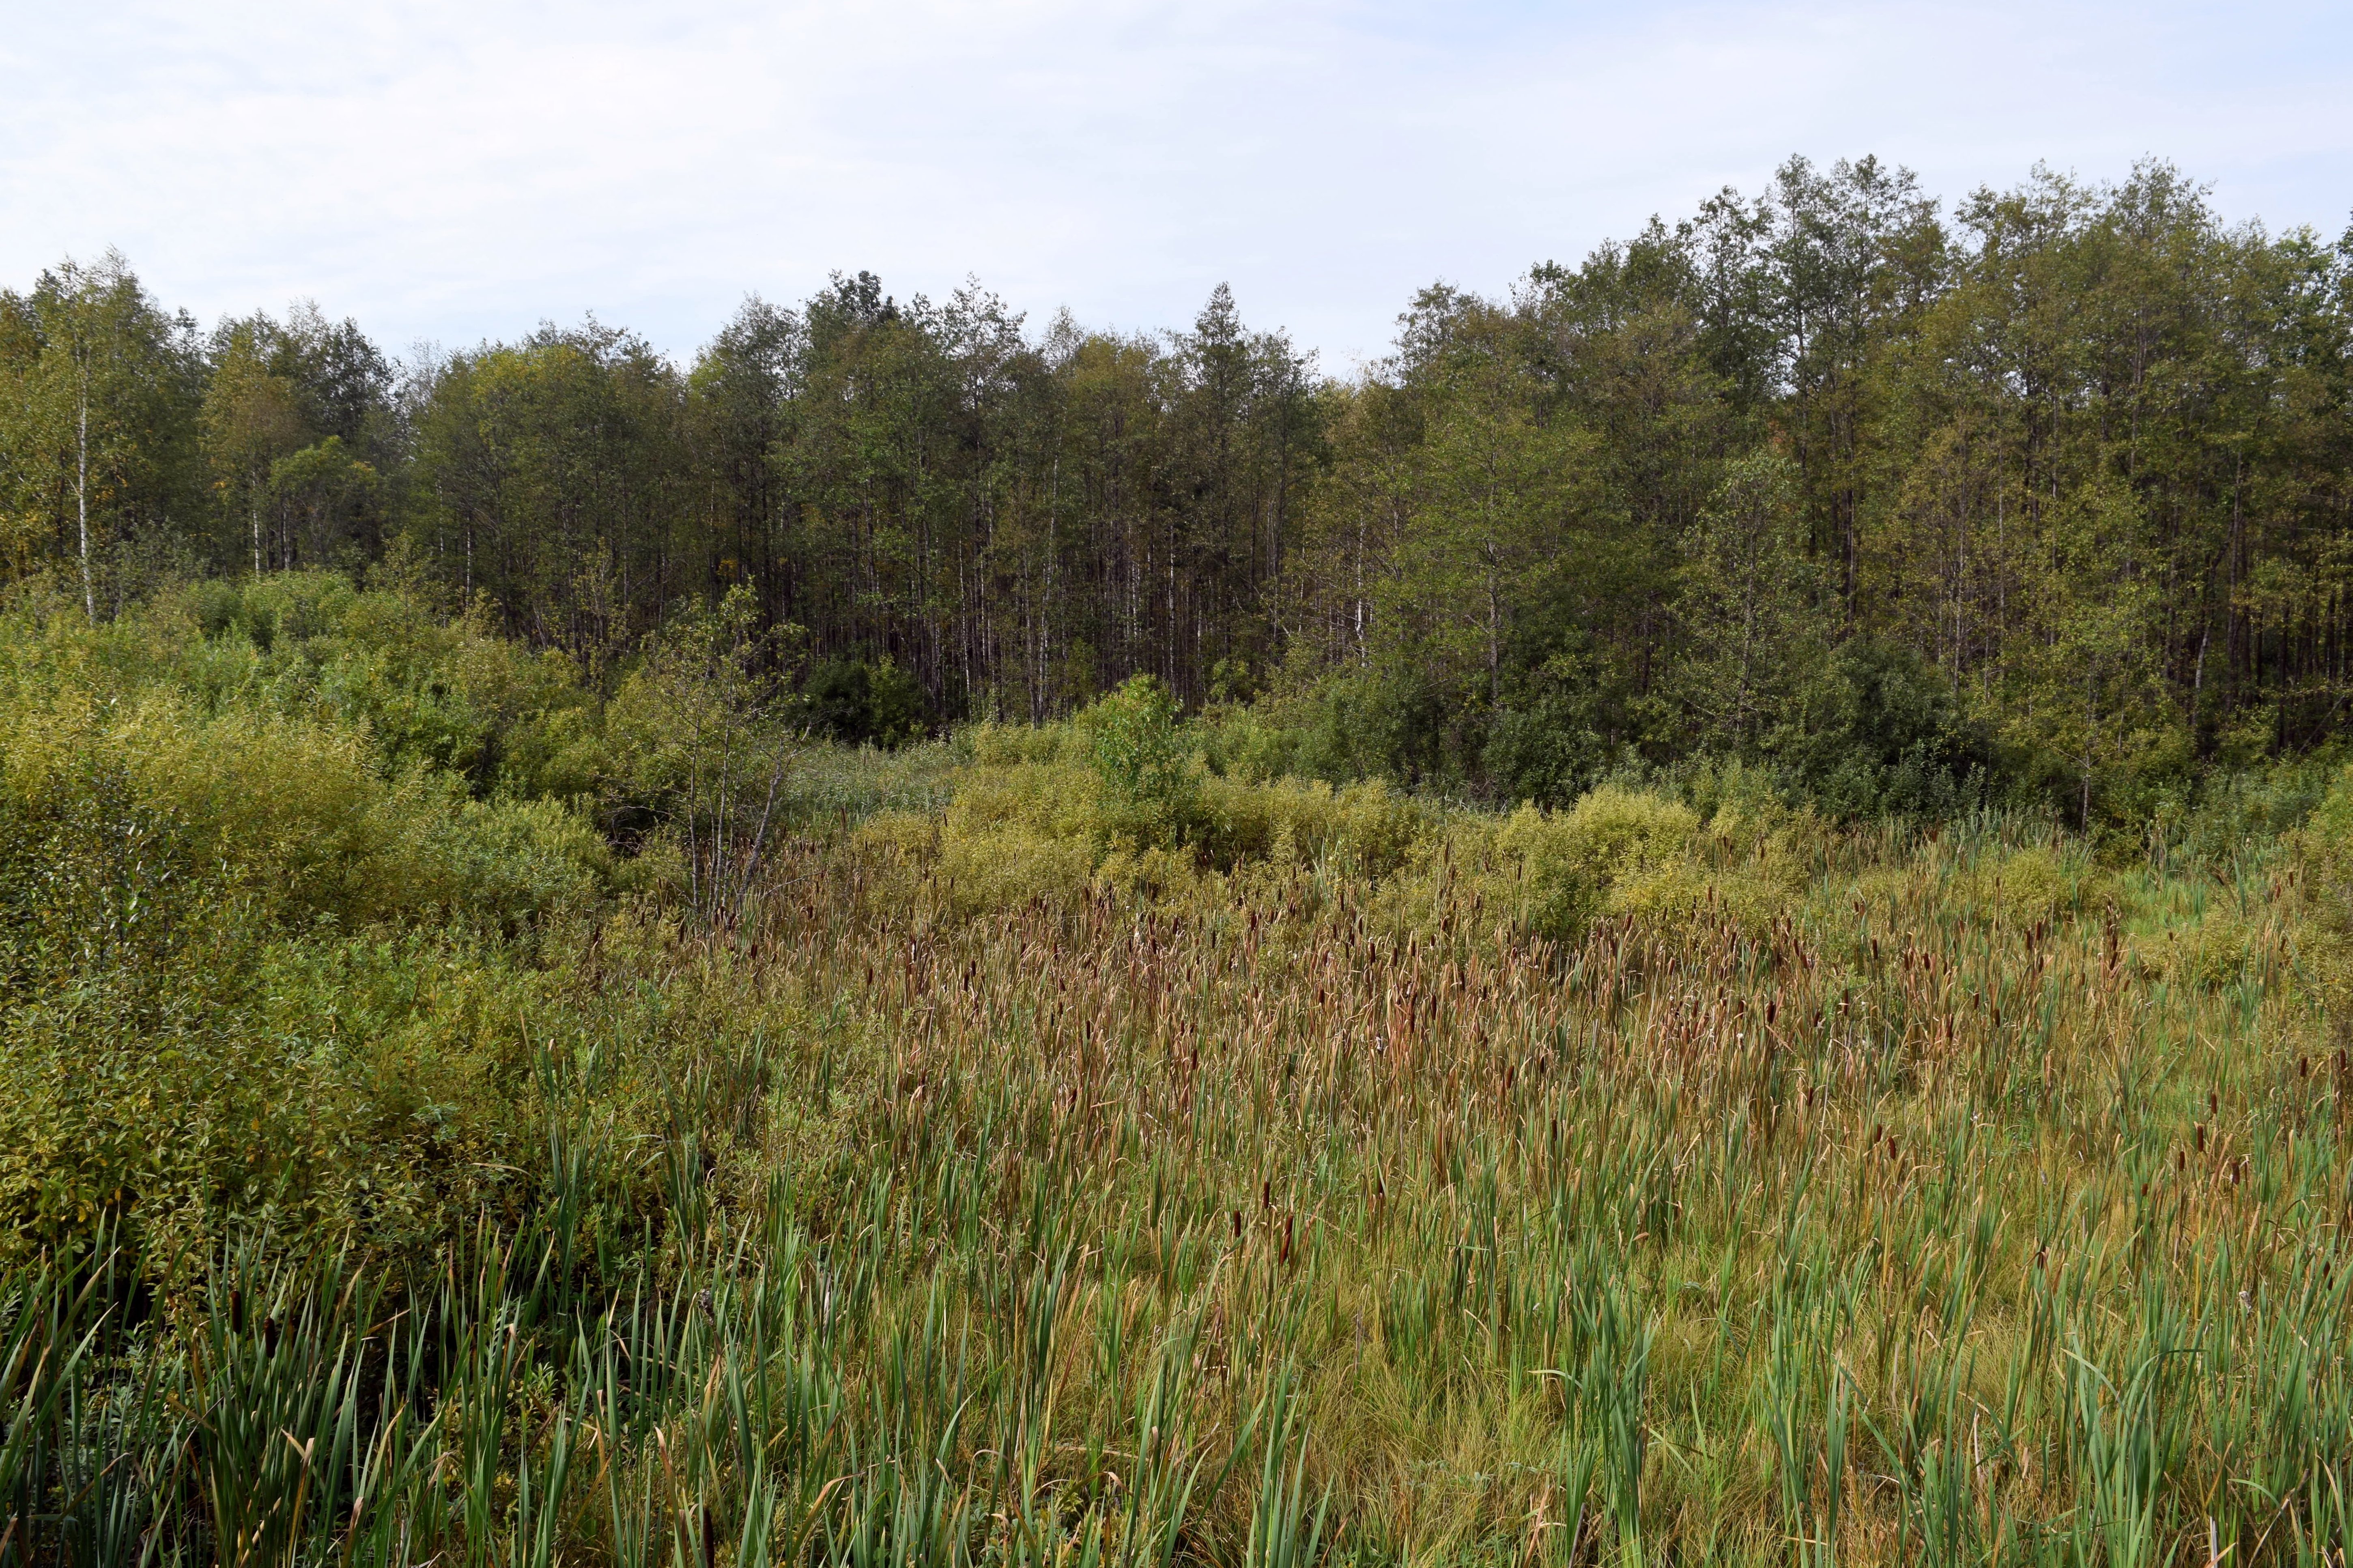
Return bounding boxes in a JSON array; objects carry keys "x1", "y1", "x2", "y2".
[
  {"x1": 864, "y1": 692, "x2": 1824, "y2": 947},
  {"x1": 0, "y1": 582, "x2": 629, "y2": 1265}
]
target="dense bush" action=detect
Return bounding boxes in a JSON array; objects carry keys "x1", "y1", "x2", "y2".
[
  {"x1": 794, "y1": 653, "x2": 928, "y2": 746},
  {"x1": 0, "y1": 577, "x2": 778, "y2": 1265}
]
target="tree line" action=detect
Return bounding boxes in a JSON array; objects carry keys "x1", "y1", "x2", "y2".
[{"x1": 5, "y1": 156, "x2": 2350, "y2": 823}]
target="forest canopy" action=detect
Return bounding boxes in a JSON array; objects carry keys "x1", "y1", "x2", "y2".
[{"x1": 6, "y1": 156, "x2": 2351, "y2": 828}]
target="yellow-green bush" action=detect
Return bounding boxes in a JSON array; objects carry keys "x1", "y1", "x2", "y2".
[
  {"x1": 0, "y1": 581, "x2": 637, "y2": 1263},
  {"x1": 159, "y1": 574, "x2": 609, "y2": 798},
  {"x1": 1, "y1": 684, "x2": 609, "y2": 933},
  {"x1": 856, "y1": 780, "x2": 1101, "y2": 918},
  {"x1": 2138, "y1": 904, "x2": 2256, "y2": 990},
  {"x1": 941, "y1": 821, "x2": 1098, "y2": 914},
  {"x1": 942, "y1": 758, "x2": 1111, "y2": 843},
  {"x1": 965, "y1": 718, "x2": 1071, "y2": 767},
  {"x1": 863, "y1": 742, "x2": 1793, "y2": 945},
  {"x1": 431, "y1": 794, "x2": 615, "y2": 919},
  {"x1": 1192, "y1": 773, "x2": 1430, "y2": 876},
  {"x1": 1491, "y1": 785, "x2": 1701, "y2": 938},
  {"x1": 1956, "y1": 844, "x2": 2080, "y2": 927},
  {"x1": 0, "y1": 921, "x2": 554, "y2": 1261},
  {"x1": 2299, "y1": 763, "x2": 2353, "y2": 913},
  {"x1": 1608, "y1": 858, "x2": 1790, "y2": 937}
]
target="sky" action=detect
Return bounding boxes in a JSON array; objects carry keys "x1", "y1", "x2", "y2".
[{"x1": 3, "y1": 1, "x2": 2349, "y2": 372}]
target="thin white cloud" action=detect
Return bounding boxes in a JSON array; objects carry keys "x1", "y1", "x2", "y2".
[{"x1": 3, "y1": 1, "x2": 2347, "y2": 365}]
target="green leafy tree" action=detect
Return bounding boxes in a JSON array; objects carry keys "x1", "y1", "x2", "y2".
[
  {"x1": 2001, "y1": 477, "x2": 2181, "y2": 825},
  {"x1": 688, "y1": 296, "x2": 802, "y2": 632},
  {"x1": 267, "y1": 437, "x2": 382, "y2": 568},
  {"x1": 1081, "y1": 674, "x2": 1193, "y2": 846},
  {"x1": 411, "y1": 322, "x2": 692, "y2": 655},
  {"x1": 1674, "y1": 451, "x2": 1828, "y2": 754},
  {"x1": 0, "y1": 253, "x2": 199, "y2": 616},
  {"x1": 201, "y1": 325, "x2": 307, "y2": 575},
  {"x1": 1395, "y1": 354, "x2": 1589, "y2": 695}
]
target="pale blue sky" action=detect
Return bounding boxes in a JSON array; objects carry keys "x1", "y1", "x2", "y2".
[{"x1": 4, "y1": 1, "x2": 2349, "y2": 369}]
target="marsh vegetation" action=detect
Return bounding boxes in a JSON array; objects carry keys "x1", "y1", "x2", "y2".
[{"x1": 6, "y1": 576, "x2": 2353, "y2": 1565}]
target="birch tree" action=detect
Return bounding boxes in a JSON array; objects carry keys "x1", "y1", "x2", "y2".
[{"x1": 0, "y1": 253, "x2": 197, "y2": 616}]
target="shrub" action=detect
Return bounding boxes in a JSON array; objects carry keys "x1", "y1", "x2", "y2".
[
  {"x1": 940, "y1": 822, "x2": 1097, "y2": 914},
  {"x1": 967, "y1": 720, "x2": 1068, "y2": 767},
  {"x1": 1077, "y1": 675, "x2": 1194, "y2": 847},
  {"x1": 1957, "y1": 846, "x2": 2077, "y2": 928},
  {"x1": 1792, "y1": 638, "x2": 1989, "y2": 817},
  {"x1": 1495, "y1": 786, "x2": 1700, "y2": 939},
  {"x1": 797, "y1": 655, "x2": 927, "y2": 746},
  {"x1": 1192, "y1": 773, "x2": 1429, "y2": 877},
  {"x1": 2140, "y1": 905, "x2": 2256, "y2": 990},
  {"x1": 0, "y1": 578, "x2": 629, "y2": 1261}
]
